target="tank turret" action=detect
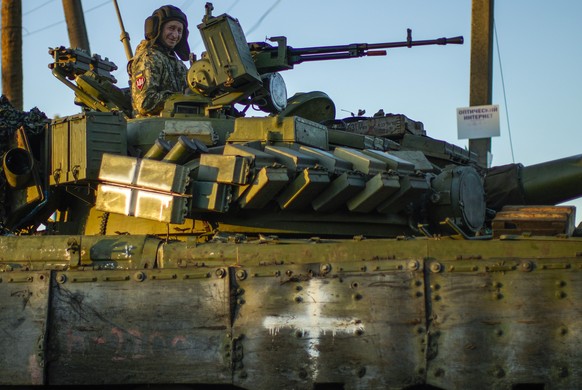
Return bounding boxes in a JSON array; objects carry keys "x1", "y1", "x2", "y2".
[{"x1": 2, "y1": 3, "x2": 582, "y2": 389}]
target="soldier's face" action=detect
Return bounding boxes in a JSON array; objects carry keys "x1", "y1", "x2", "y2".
[{"x1": 161, "y1": 20, "x2": 184, "y2": 50}]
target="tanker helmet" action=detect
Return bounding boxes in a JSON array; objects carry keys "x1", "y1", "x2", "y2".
[{"x1": 144, "y1": 5, "x2": 190, "y2": 61}]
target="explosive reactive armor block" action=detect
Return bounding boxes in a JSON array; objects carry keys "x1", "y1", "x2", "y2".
[{"x1": 96, "y1": 153, "x2": 191, "y2": 224}]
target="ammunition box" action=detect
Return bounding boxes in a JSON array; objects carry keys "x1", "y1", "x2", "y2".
[
  {"x1": 50, "y1": 112, "x2": 126, "y2": 185},
  {"x1": 198, "y1": 14, "x2": 261, "y2": 89}
]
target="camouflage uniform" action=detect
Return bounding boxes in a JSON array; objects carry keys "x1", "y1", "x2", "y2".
[
  {"x1": 130, "y1": 40, "x2": 188, "y2": 116},
  {"x1": 129, "y1": 5, "x2": 191, "y2": 117}
]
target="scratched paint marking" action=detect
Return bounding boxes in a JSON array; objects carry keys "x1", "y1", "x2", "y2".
[{"x1": 263, "y1": 315, "x2": 364, "y2": 337}]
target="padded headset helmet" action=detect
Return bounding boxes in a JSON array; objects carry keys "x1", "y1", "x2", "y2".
[{"x1": 144, "y1": 5, "x2": 190, "y2": 60}]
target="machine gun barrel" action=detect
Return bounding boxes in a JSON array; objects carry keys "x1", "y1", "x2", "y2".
[{"x1": 287, "y1": 29, "x2": 464, "y2": 64}]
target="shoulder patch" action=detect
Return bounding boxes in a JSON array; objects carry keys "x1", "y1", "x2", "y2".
[{"x1": 135, "y1": 72, "x2": 145, "y2": 91}]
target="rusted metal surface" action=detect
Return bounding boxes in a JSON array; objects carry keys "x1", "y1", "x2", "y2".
[
  {"x1": 0, "y1": 271, "x2": 49, "y2": 385},
  {"x1": 231, "y1": 260, "x2": 425, "y2": 389},
  {"x1": 426, "y1": 257, "x2": 582, "y2": 389},
  {"x1": 1, "y1": 235, "x2": 582, "y2": 388},
  {"x1": 45, "y1": 268, "x2": 230, "y2": 385}
]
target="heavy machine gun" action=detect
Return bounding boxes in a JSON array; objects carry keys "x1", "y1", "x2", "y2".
[
  {"x1": 188, "y1": 4, "x2": 463, "y2": 113},
  {"x1": 3, "y1": 2, "x2": 582, "y2": 389}
]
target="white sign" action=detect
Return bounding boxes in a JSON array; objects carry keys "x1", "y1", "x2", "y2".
[{"x1": 457, "y1": 104, "x2": 500, "y2": 139}]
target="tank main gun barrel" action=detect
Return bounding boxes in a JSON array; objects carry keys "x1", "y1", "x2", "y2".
[{"x1": 485, "y1": 154, "x2": 582, "y2": 211}]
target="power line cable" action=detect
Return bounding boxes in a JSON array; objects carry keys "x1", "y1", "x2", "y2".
[
  {"x1": 493, "y1": 19, "x2": 515, "y2": 163},
  {"x1": 23, "y1": 0, "x2": 56, "y2": 16},
  {"x1": 23, "y1": 0, "x2": 110, "y2": 37},
  {"x1": 245, "y1": 0, "x2": 282, "y2": 37}
]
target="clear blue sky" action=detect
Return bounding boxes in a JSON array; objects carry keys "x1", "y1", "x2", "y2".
[{"x1": 4, "y1": 0, "x2": 582, "y2": 222}]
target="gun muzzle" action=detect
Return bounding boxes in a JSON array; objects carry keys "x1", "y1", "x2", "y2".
[
  {"x1": 3, "y1": 148, "x2": 33, "y2": 189},
  {"x1": 443, "y1": 36, "x2": 464, "y2": 45}
]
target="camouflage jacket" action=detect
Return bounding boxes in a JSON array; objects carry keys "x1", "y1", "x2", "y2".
[{"x1": 130, "y1": 40, "x2": 188, "y2": 116}]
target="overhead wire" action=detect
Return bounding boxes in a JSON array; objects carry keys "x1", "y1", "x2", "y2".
[
  {"x1": 23, "y1": 0, "x2": 110, "y2": 37},
  {"x1": 245, "y1": 0, "x2": 282, "y2": 37},
  {"x1": 23, "y1": 0, "x2": 57, "y2": 16},
  {"x1": 493, "y1": 19, "x2": 515, "y2": 163}
]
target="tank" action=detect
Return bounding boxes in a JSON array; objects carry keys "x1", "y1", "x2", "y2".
[{"x1": 1, "y1": 3, "x2": 581, "y2": 389}]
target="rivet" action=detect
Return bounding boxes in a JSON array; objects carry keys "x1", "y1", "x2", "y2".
[
  {"x1": 556, "y1": 280, "x2": 566, "y2": 287},
  {"x1": 294, "y1": 296, "x2": 303, "y2": 303},
  {"x1": 353, "y1": 293, "x2": 363, "y2": 301},
  {"x1": 408, "y1": 260, "x2": 419, "y2": 271},
  {"x1": 433, "y1": 294, "x2": 441, "y2": 301},
  {"x1": 493, "y1": 292, "x2": 503, "y2": 300},
  {"x1": 556, "y1": 291, "x2": 566, "y2": 299},
  {"x1": 320, "y1": 263, "x2": 332, "y2": 274},
  {"x1": 133, "y1": 272, "x2": 145, "y2": 282},
  {"x1": 520, "y1": 261, "x2": 533, "y2": 272},
  {"x1": 559, "y1": 327, "x2": 568, "y2": 336},
  {"x1": 357, "y1": 366, "x2": 366, "y2": 378},
  {"x1": 355, "y1": 328, "x2": 364, "y2": 336},
  {"x1": 236, "y1": 269, "x2": 247, "y2": 280},
  {"x1": 351, "y1": 282, "x2": 359, "y2": 289},
  {"x1": 430, "y1": 263, "x2": 442, "y2": 273},
  {"x1": 215, "y1": 268, "x2": 226, "y2": 278},
  {"x1": 295, "y1": 285, "x2": 303, "y2": 291},
  {"x1": 56, "y1": 274, "x2": 67, "y2": 284}
]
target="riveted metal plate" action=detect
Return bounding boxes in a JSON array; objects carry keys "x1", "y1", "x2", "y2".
[
  {"x1": 426, "y1": 257, "x2": 582, "y2": 390},
  {"x1": 0, "y1": 271, "x2": 50, "y2": 384},
  {"x1": 46, "y1": 268, "x2": 230, "y2": 385},
  {"x1": 231, "y1": 260, "x2": 426, "y2": 389}
]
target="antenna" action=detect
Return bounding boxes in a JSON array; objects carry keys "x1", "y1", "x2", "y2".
[{"x1": 113, "y1": 0, "x2": 133, "y2": 60}]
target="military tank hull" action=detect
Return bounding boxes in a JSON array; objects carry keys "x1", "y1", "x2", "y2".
[
  {"x1": 2, "y1": 4, "x2": 582, "y2": 389},
  {"x1": 2, "y1": 234, "x2": 581, "y2": 389}
]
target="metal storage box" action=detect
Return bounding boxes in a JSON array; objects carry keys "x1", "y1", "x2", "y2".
[
  {"x1": 50, "y1": 112, "x2": 126, "y2": 185},
  {"x1": 229, "y1": 116, "x2": 328, "y2": 149}
]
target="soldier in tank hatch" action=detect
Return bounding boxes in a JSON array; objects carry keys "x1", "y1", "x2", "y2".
[{"x1": 129, "y1": 5, "x2": 190, "y2": 117}]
